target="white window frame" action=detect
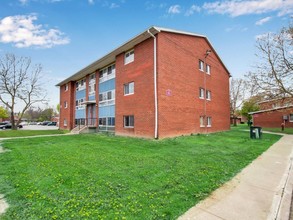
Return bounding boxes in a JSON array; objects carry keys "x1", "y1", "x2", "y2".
[
  {"x1": 65, "y1": 83, "x2": 68, "y2": 91},
  {"x1": 76, "y1": 78, "x2": 86, "y2": 91},
  {"x1": 125, "y1": 50, "x2": 134, "y2": 65},
  {"x1": 64, "y1": 119, "x2": 67, "y2": 126},
  {"x1": 75, "y1": 98, "x2": 86, "y2": 110},
  {"x1": 200, "y1": 116, "x2": 205, "y2": 127},
  {"x1": 206, "y1": 64, "x2": 211, "y2": 74},
  {"x1": 199, "y1": 60, "x2": 204, "y2": 72},
  {"x1": 88, "y1": 83, "x2": 96, "y2": 95},
  {"x1": 99, "y1": 90, "x2": 115, "y2": 106},
  {"x1": 206, "y1": 90, "x2": 211, "y2": 100},
  {"x1": 99, "y1": 64, "x2": 116, "y2": 83},
  {"x1": 289, "y1": 114, "x2": 293, "y2": 122},
  {"x1": 207, "y1": 117, "x2": 212, "y2": 127},
  {"x1": 124, "y1": 115, "x2": 134, "y2": 128},
  {"x1": 124, "y1": 82, "x2": 134, "y2": 96},
  {"x1": 64, "y1": 101, "x2": 68, "y2": 109},
  {"x1": 199, "y1": 88, "x2": 205, "y2": 99}
]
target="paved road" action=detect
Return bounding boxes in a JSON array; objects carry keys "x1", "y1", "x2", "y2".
[{"x1": 20, "y1": 125, "x2": 58, "y2": 130}]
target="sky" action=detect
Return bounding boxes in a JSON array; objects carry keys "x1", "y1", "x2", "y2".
[{"x1": 0, "y1": 0, "x2": 292, "y2": 111}]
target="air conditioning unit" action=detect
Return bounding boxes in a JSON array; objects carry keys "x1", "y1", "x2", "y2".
[{"x1": 283, "y1": 115, "x2": 288, "y2": 120}]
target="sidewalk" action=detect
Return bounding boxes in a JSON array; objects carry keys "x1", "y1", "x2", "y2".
[{"x1": 179, "y1": 134, "x2": 293, "y2": 220}]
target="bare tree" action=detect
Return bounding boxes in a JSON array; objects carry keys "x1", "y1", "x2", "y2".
[
  {"x1": 230, "y1": 78, "x2": 246, "y2": 126},
  {"x1": 247, "y1": 23, "x2": 293, "y2": 99},
  {"x1": 0, "y1": 54, "x2": 46, "y2": 129},
  {"x1": 230, "y1": 78, "x2": 258, "y2": 126}
]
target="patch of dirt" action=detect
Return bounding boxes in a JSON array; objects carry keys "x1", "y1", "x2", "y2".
[{"x1": 0, "y1": 194, "x2": 9, "y2": 215}]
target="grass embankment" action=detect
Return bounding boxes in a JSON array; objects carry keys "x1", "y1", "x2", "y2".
[
  {"x1": 0, "y1": 130, "x2": 69, "y2": 138},
  {"x1": 0, "y1": 128, "x2": 281, "y2": 219}
]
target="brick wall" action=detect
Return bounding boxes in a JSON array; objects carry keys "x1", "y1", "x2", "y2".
[
  {"x1": 253, "y1": 107, "x2": 293, "y2": 128},
  {"x1": 59, "y1": 81, "x2": 75, "y2": 130},
  {"x1": 157, "y1": 32, "x2": 230, "y2": 138},
  {"x1": 115, "y1": 38, "x2": 155, "y2": 138}
]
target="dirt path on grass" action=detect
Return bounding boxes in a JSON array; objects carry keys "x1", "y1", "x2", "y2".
[{"x1": 0, "y1": 145, "x2": 9, "y2": 215}]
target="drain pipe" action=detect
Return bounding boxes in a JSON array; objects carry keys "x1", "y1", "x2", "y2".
[{"x1": 147, "y1": 29, "x2": 158, "y2": 139}]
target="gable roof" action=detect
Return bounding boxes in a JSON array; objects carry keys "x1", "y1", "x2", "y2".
[{"x1": 56, "y1": 26, "x2": 231, "y2": 86}]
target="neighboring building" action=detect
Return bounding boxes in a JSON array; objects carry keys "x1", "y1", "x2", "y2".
[
  {"x1": 57, "y1": 26, "x2": 231, "y2": 139},
  {"x1": 250, "y1": 97, "x2": 293, "y2": 128}
]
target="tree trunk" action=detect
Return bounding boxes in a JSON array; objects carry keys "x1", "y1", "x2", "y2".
[
  {"x1": 233, "y1": 115, "x2": 237, "y2": 126},
  {"x1": 10, "y1": 111, "x2": 17, "y2": 130}
]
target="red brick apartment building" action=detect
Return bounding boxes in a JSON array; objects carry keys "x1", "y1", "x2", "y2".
[
  {"x1": 56, "y1": 26, "x2": 231, "y2": 139},
  {"x1": 250, "y1": 97, "x2": 293, "y2": 128}
]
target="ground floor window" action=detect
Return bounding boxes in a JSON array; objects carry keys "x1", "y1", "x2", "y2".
[
  {"x1": 64, "y1": 119, "x2": 67, "y2": 126},
  {"x1": 207, "y1": 117, "x2": 212, "y2": 127},
  {"x1": 75, "y1": 118, "x2": 85, "y2": 126},
  {"x1": 290, "y1": 114, "x2": 293, "y2": 122},
  {"x1": 124, "y1": 115, "x2": 134, "y2": 128},
  {"x1": 99, "y1": 117, "x2": 115, "y2": 126},
  {"x1": 200, "y1": 116, "x2": 205, "y2": 127}
]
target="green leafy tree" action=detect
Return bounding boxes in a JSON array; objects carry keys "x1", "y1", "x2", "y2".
[
  {"x1": 0, "y1": 106, "x2": 8, "y2": 119},
  {"x1": 241, "y1": 98, "x2": 260, "y2": 121}
]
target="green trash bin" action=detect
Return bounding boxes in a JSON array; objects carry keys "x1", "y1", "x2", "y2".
[{"x1": 250, "y1": 126, "x2": 262, "y2": 139}]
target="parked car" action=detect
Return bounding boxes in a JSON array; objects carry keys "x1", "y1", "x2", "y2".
[
  {"x1": 0, "y1": 123, "x2": 23, "y2": 130},
  {"x1": 28, "y1": 122, "x2": 37, "y2": 125},
  {"x1": 42, "y1": 121, "x2": 51, "y2": 126},
  {"x1": 47, "y1": 122, "x2": 57, "y2": 126}
]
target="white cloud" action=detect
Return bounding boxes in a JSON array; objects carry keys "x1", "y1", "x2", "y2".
[
  {"x1": 255, "y1": 32, "x2": 270, "y2": 40},
  {"x1": 19, "y1": 0, "x2": 29, "y2": 5},
  {"x1": 185, "y1": 4, "x2": 201, "y2": 16},
  {"x1": 109, "y1": 3, "x2": 119, "y2": 9},
  {"x1": 203, "y1": 0, "x2": 293, "y2": 17},
  {"x1": 0, "y1": 15, "x2": 70, "y2": 48},
  {"x1": 168, "y1": 5, "x2": 181, "y2": 14},
  {"x1": 88, "y1": 0, "x2": 94, "y2": 5},
  {"x1": 255, "y1": 16, "x2": 272, "y2": 25}
]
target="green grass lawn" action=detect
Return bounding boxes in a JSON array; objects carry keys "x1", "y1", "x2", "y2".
[
  {"x1": 0, "y1": 129, "x2": 281, "y2": 219},
  {"x1": 0, "y1": 130, "x2": 69, "y2": 138},
  {"x1": 262, "y1": 127, "x2": 293, "y2": 135}
]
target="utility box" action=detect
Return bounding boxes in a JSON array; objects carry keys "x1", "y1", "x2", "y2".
[{"x1": 250, "y1": 126, "x2": 262, "y2": 139}]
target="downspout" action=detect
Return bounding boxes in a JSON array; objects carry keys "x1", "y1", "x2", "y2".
[{"x1": 147, "y1": 29, "x2": 158, "y2": 139}]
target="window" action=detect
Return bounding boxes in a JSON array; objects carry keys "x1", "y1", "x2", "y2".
[
  {"x1": 125, "y1": 50, "x2": 134, "y2": 64},
  {"x1": 99, "y1": 117, "x2": 115, "y2": 126},
  {"x1": 64, "y1": 101, "x2": 68, "y2": 108},
  {"x1": 88, "y1": 83, "x2": 96, "y2": 95},
  {"x1": 76, "y1": 79, "x2": 86, "y2": 91},
  {"x1": 75, "y1": 98, "x2": 85, "y2": 110},
  {"x1": 206, "y1": 64, "x2": 211, "y2": 74},
  {"x1": 90, "y1": 73, "x2": 95, "y2": 81},
  {"x1": 207, "y1": 117, "x2": 212, "y2": 127},
  {"x1": 290, "y1": 114, "x2": 293, "y2": 122},
  {"x1": 99, "y1": 64, "x2": 116, "y2": 83},
  {"x1": 206, "y1": 90, "x2": 211, "y2": 100},
  {"x1": 199, "y1": 60, "x2": 204, "y2": 71},
  {"x1": 124, "y1": 115, "x2": 134, "y2": 128},
  {"x1": 199, "y1": 88, "x2": 205, "y2": 99},
  {"x1": 124, "y1": 82, "x2": 134, "y2": 95},
  {"x1": 200, "y1": 116, "x2": 205, "y2": 127},
  {"x1": 64, "y1": 83, "x2": 68, "y2": 91},
  {"x1": 64, "y1": 119, "x2": 67, "y2": 126}
]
